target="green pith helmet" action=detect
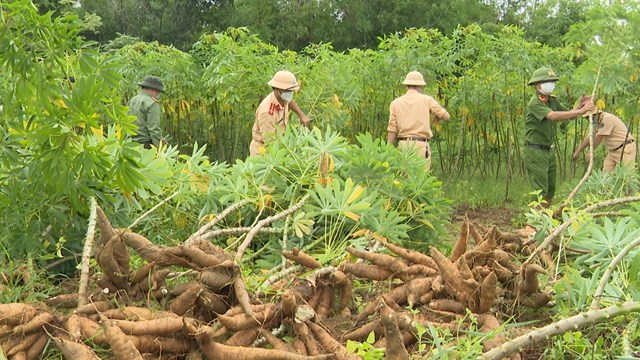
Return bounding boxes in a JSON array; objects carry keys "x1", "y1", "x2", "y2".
[
  {"x1": 527, "y1": 67, "x2": 559, "y2": 85},
  {"x1": 138, "y1": 76, "x2": 165, "y2": 92}
]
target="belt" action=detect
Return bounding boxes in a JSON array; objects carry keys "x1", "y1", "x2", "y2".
[
  {"x1": 612, "y1": 139, "x2": 634, "y2": 151},
  {"x1": 398, "y1": 137, "x2": 427, "y2": 142},
  {"x1": 526, "y1": 143, "x2": 551, "y2": 151}
]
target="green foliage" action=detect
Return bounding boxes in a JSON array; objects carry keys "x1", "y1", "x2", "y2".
[
  {"x1": 345, "y1": 331, "x2": 385, "y2": 359},
  {"x1": 192, "y1": 126, "x2": 450, "y2": 270}
]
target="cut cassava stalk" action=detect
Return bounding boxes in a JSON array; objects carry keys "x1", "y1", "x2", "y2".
[
  {"x1": 558, "y1": 65, "x2": 601, "y2": 211},
  {"x1": 78, "y1": 197, "x2": 98, "y2": 307},
  {"x1": 125, "y1": 191, "x2": 179, "y2": 232},
  {"x1": 235, "y1": 194, "x2": 309, "y2": 263},
  {"x1": 185, "y1": 199, "x2": 251, "y2": 245},
  {"x1": 200, "y1": 227, "x2": 284, "y2": 242},
  {"x1": 591, "y1": 236, "x2": 640, "y2": 310},
  {"x1": 483, "y1": 301, "x2": 640, "y2": 360},
  {"x1": 523, "y1": 196, "x2": 640, "y2": 267}
]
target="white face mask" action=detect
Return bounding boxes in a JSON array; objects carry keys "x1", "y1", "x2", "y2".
[
  {"x1": 539, "y1": 82, "x2": 556, "y2": 95},
  {"x1": 280, "y1": 91, "x2": 293, "y2": 103}
]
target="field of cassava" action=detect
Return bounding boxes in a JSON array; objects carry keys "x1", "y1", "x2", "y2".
[{"x1": 2, "y1": 1, "x2": 640, "y2": 359}]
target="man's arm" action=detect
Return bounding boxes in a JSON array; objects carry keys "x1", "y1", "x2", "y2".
[
  {"x1": 388, "y1": 132, "x2": 397, "y2": 145},
  {"x1": 289, "y1": 100, "x2": 311, "y2": 129},
  {"x1": 546, "y1": 97, "x2": 595, "y2": 121},
  {"x1": 147, "y1": 103, "x2": 163, "y2": 147},
  {"x1": 572, "y1": 134, "x2": 604, "y2": 161}
]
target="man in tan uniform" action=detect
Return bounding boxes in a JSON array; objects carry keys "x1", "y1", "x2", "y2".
[
  {"x1": 572, "y1": 109, "x2": 636, "y2": 172},
  {"x1": 249, "y1": 70, "x2": 310, "y2": 157},
  {"x1": 387, "y1": 71, "x2": 450, "y2": 169}
]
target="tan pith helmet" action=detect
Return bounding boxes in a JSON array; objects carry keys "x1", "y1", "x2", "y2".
[
  {"x1": 402, "y1": 71, "x2": 426, "y2": 86},
  {"x1": 268, "y1": 71, "x2": 300, "y2": 91}
]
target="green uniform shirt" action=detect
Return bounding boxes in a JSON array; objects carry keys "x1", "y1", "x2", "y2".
[
  {"x1": 525, "y1": 95, "x2": 568, "y2": 146},
  {"x1": 127, "y1": 91, "x2": 162, "y2": 147}
]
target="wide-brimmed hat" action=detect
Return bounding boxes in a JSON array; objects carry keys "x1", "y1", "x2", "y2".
[
  {"x1": 138, "y1": 76, "x2": 165, "y2": 92},
  {"x1": 402, "y1": 71, "x2": 426, "y2": 86},
  {"x1": 268, "y1": 71, "x2": 300, "y2": 91},
  {"x1": 528, "y1": 67, "x2": 559, "y2": 85}
]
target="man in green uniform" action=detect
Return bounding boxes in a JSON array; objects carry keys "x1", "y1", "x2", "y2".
[
  {"x1": 128, "y1": 76, "x2": 165, "y2": 149},
  {"x1": 525, "y1": 67, "x2": 594, "y2": 207}
]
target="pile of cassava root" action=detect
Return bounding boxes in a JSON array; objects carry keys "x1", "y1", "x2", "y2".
[{"x1": 0, "y1": 206, "x2": 551, "y2": 359}]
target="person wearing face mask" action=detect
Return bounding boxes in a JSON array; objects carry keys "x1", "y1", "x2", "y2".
[
  {"x1": 128, "y1": 75, "x2": 166, "y2": 149},
  {"x1": 249, "y1": 70, "x2": 310, "y2": 156},
  {"x1": 571, "y1": 108, "x2": 636, "y2": 172},
  {"x1": 525, "y1": 67, "x2": 595, "y2": 207},
  {"x1": 387, "y1": 71, "x2": 450, "y2": 170}
]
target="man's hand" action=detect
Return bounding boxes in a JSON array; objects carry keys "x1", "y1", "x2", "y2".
[
  {"x1": 299, "y1": 114, "x2": 311, "y2": 129},
  {"x1": 578, "y1": 97, "x2": 596, "y2": 114},
  {"x1": 571, "y1": 151, "x2": 580, "y2": 162}
]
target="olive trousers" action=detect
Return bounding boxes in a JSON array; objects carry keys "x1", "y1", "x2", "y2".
[{"x1": 524, "y1": 147, "x2": 556, "y2": 205}]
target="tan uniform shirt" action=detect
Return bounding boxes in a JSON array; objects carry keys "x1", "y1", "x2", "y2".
[
  {"x1": 597, "y1": 112, "x2": 633, "y2": 150},
  {"x1": 596, "y1": 112, "x2": 636, "y2": 171},
  {"x1": 249, "y1": 92, "x2": 289, "y2": 156},
  {"x1": 387, "y1": 89, "x2": 449, "y2": 139}
]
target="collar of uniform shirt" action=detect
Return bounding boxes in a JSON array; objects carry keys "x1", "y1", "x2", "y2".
[
  {"x1": 538, "y1": 95, "x2": 549, "y2": 103},
  {"x1": 269, "y1": 102, "x2": 282, "y2": 115}
]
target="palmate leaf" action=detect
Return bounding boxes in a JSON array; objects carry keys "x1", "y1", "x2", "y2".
[{"x1": 291, "y1": 211, "x2": 314, "y2": 238}]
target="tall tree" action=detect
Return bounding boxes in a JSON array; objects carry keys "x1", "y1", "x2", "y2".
[{"x1": 80, "y1": 0, "x2": 227, "y2": 50}]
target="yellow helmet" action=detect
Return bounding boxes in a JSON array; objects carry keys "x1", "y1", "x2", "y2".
[
  {"x1": 402, "y1": 71, "x2": 426, "y2": 86},
  {"x1": 268, "y1": 70, "x2": 300, "y2": 91}
]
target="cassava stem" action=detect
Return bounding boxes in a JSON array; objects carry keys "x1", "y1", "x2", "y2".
[{"x1": 482, "y1": 301, "x2": 640, "y2": 360}]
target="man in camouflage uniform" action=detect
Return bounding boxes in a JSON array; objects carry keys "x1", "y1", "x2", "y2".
[
  {"x1": 387, "y1": 71, "x2": 450, "y2": 169},
  {"x1": 249, "y1": 70, "x2": 310, "y2": 157},
  {"x1": 128, "y1": 76, "x2": 165, "y2": 149},
  {"x1": 525, "y1": 67, "x2": 595, "y2": 207},
  {"x1": 572, "y1": 108, "x2": 636, "y2": 172}
]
